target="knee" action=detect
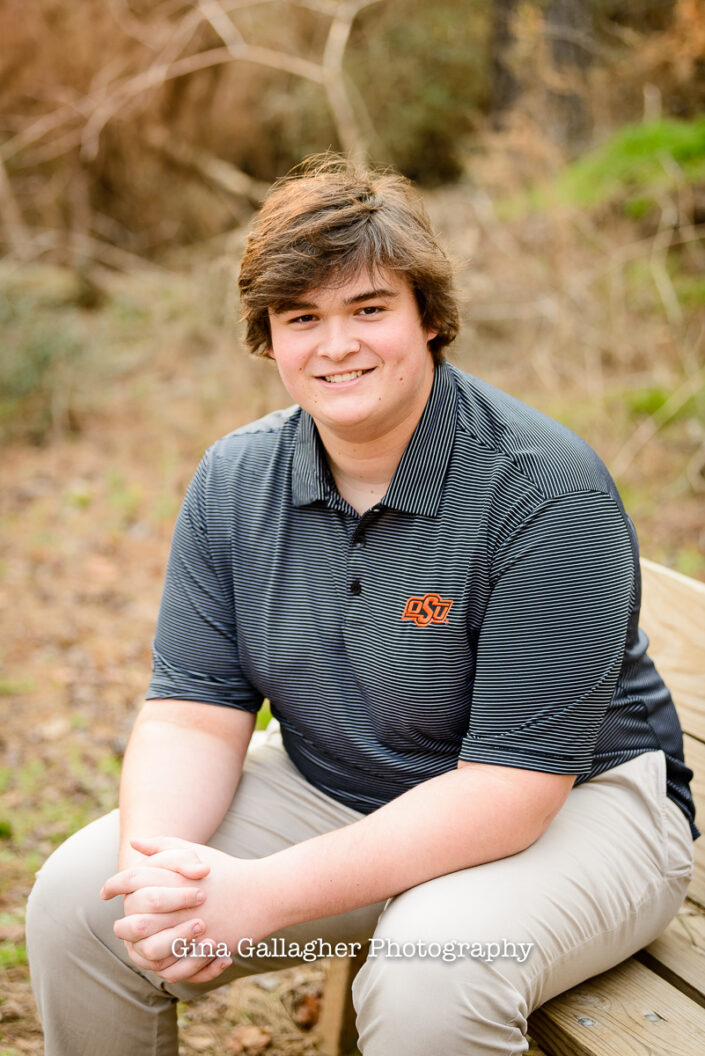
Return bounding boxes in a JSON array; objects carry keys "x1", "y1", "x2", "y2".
[
  {"x1": 26, "y1": 811, "x2": 121, "y2": 958},
  {"x1": 353, "y1": 948, "x2": 528, "y2": 1056}
]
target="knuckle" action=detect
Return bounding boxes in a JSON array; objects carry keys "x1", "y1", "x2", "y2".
[
  {"x1": 145, "y1": 890, "x2": 161, "y2": 912},
  {"x1": 141, "y1": 938, "x2": 161, "y2": 961}
]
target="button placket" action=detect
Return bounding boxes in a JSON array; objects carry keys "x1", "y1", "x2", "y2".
[
  {"x1": 347, "y1": 516, "x2": 368, "y2": 604},
  {"x1": 345, "y1": 506, "x2": 381, "y2": 608}
]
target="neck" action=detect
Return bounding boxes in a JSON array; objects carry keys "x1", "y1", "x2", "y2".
[
  {"x1": 323, "y1": 441, "x2": 403, "y2": 515},
  {"x1": 317, "y1": 377, "x2": 433, "y2": 515}
]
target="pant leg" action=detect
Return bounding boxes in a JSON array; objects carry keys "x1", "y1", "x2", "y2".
[
  {"x1": 26, "y1": 728, "x2": 385, "y2": 1056},
  {"x1": 353, "y1": 750, "x2": 694, "y2": 1056}
]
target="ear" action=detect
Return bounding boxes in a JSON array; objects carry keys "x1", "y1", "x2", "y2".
[{"x1": 265, "y1": 347, "x2": 275, "y2": 359}]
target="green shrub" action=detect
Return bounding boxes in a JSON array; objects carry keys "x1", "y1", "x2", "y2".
[
  {"x1": 0, "y1": 941, "x2": 27, "y2": 969},
  {"x1": 555, "y1": 118, "x2": 705, "y2": 208},
  {"x1": 0, "y1": 278, "x2": 86, "y2": 443}
]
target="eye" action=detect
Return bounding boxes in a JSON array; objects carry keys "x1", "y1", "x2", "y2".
[
  {"x1": 288, "y1": 313, "x2": 317, "y2": 325},
  {"x1": 356, "y1": 305, "x2": 384, "y2": 317}
]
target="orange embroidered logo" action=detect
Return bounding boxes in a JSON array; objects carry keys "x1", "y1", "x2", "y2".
[{"x1": 401, "y1": 593, "x2": 454, "y2": 627}]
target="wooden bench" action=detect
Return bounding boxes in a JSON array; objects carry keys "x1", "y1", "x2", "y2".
[{"x1": 317, "y1": 559, "x2": 705, "y2": 1056}]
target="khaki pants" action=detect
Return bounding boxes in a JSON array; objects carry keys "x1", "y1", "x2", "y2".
[{"x1": 26, "y1": 731, "x2": 694, "y2": 1056}]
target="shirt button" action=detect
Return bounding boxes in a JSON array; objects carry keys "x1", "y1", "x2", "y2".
[{"x1": 350, "y1": 579, "x2": 362, "y2": 596}]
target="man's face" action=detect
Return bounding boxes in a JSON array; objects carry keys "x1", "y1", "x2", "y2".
[{"x1": 267, "y1": 270, "x2": 437, "y2": 445}]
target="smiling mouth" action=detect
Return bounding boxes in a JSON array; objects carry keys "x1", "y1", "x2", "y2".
[{"x1": 319, "y1": 368, "x2": 374, "y2": 384}]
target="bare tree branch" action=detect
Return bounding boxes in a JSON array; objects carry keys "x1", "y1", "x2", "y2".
[
  {"x1": 650, "y1": 232, "x2": 683, "y2": 327},
  {"x1": 2, "y1": 0, "x2": 386, "y2": 177},
  {"x1": 0, "y1": 156, "x2": 31, "y2": 259},
  {"x1": 108, "y1": 0, "x2": 173, "y2": 49},
  {"x1": 0, "y1": 0, "x2": 387, "y2": 246},
  {"x1": 610, "y1": 363, "x2": 705, "y2": 479},
  {"x1": 142, "y1": 124, "x2": 270, "y2": 202},
  {"x1": 294, "y1": 0, "x2": 340, "y2": 15},
  {"x1": 197, "y1": 0, "x2": 245, "y2": 50},
  {"x1": 80, "y1": 44, "x2": 327, "y2": 161},
  {"x1": 686, "y1": 429, "x2": 705, "y2": 494},
  {"x1": 321, "y1": 0, "x2": 384, "y2": 162},
  {"x1": 1, "y1": 104, "x2": 86, "y2": 163},
  {"x1": 0, "y1": 228, "x2": 170, "y2": 273},
  {"x1": 566, "y1": 224, "x2": 705, "y2": 299}
]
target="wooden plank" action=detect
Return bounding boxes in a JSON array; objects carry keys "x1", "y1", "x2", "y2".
[
  {"x1": 675, "y1": 701, "x2": 705, "y2": 746},
  {"x1": 317, "y1": 945, "x2": 367, "y2": 1056},
  {"x1": 529, "y1": 957, "x2": 705, "y2": 1056},
  {"x1": 683, "y1": 734, "x2": 705, "y2": 909},
  {"x1": 527, "y1": 1041, "x2": 552, "y2": 1055},
  {"x1": 641, "y1": 557, "x2": 704, "y2": 599},
  {"x1": 640, "y1": 559, "x2": 705, "y2": 742},
  {"x1": 639, "y1": 903, "x2": 705, "y2": 1008},
  {"x1": 315, "y1": 950, "x2": 555, "y2": 1056}
]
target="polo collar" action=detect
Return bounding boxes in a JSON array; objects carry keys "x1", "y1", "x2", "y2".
[
  {"x1": 291, "y1": 411, "x2": 333, "y2": 506},
  {"x1": 291, "y1": 361, "x2": 458, "y2": 516},
  {"x1": 383, "y1": 361, "x2": 457, "y2": 516}
]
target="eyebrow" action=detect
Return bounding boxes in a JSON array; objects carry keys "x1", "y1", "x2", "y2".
[
  {"x1": 344, "y1": 287, "x2": 400, "y2": 305},
  {"x1": 273, "y1": 287, "x2": 400, "y2": 314}
]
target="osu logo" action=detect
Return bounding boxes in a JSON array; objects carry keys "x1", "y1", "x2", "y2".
[{"x1": 401, "y1": 592, "x2": 454, "y2": 627}]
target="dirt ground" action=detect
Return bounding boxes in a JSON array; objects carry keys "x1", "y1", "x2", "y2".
[{"x1": 1, "y1": 193, "x2": 703, "y2": 1054}]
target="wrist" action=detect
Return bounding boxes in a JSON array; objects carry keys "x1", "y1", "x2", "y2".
[
  {"x1": 254, "y1": 845, "x2": 315, "y2": 933},
  {"x1": 118, "y1": 841, "x2": 147, "y2": 872},
  {"x1": 229, "y1": 855, "x2": 289, "y2": 945}
]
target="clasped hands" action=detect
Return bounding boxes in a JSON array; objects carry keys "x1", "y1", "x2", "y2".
[{"x1": 101, "y1": 836, "x2": 272, "y2": 985}]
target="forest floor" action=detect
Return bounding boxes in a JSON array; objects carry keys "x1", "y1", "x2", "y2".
[{"x1": 1, "y1": 184, "x2": 703, "y2": 1055}]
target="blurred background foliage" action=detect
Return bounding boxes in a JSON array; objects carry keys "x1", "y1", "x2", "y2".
[
  {"x1": 0, "y1": 0, "x2": 704, "y2": 569},
  {"x1": 1, "y1": 0, "x2": 703, "y2": 254}
]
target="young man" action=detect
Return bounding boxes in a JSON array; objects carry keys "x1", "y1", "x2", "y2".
[{"x1": 27, "y1": 158, "x2": 697, "y2": 1056}]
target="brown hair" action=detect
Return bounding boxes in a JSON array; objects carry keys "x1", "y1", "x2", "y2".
[{"x1": 238, "y1": 155, "x2": 459, "y2": 365}]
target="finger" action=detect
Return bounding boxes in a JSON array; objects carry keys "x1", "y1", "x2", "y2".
[
  {"x1": 114, "y1": 912, "x2": 205, "y2": 944},
  {"x1": 122, "y1": 885, "x2": 206, "y2": 917},
  {"x1": 130, "y1": 835, "x2": 192, "y2": 856},
  {"x1": 158, "y1": 954, "x2": 232, "y2": 985},
  {"x1": 178, "y1": 955, "x2": 233, "y2": 985},
  {"x1": 101, "y1": 866, "x2": 204, "y2": 900},
  {"x1": 124, "y1": 919, "x2": 208, "y2": 964},
  {"x1": 136, "y1": 849, "x2": 210, "y2": 879},
  {"x1": 123, "y1": 940, "x2": 179, "y2": 975}
]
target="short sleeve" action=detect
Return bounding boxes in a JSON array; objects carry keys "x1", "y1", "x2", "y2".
[
  {"x1": 146, "y1": 450, "x2": 263, "y2": 711},
  {"x1": 459, "y1": 492, "x2": 634, "y2": 775}
]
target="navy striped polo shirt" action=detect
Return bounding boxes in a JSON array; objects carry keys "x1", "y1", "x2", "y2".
[{"x1": 147, "y1": 362, "x2": 697, "y2": 836}]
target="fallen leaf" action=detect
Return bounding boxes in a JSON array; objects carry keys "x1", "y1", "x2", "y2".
[
  {"x1": 291, "y1": 993, "x2": 321, "y2": 1030},
  {"x1": 36, "y1": 717, "x2": 71, "y2": 741},
  {"x1": 252, "y1": 973, "x2": 280, "y2": 992},
  {"x1": 0, "y1": 999, "x2": 23, "y2": 1021},
  {"x1": 227, "y1": 1023, "x2": 272, "y2": 1054},
  {"x1": 184, "y1": 1032, "x2": 214, "y2": 1051}
]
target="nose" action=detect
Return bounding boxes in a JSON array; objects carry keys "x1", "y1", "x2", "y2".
[{"x1": 318, "y1": 320, "x2": 360, "y2": 361}]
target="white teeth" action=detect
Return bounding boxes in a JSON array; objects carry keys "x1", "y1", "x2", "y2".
[{"x1": 323, "y1": 370, "x2": 367, "y2": 383}]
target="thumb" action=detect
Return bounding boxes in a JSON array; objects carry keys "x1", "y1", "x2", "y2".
[
  {"x1": 129, "y1": 836, "x2": 211, "y2": 878},
  {"x1": 129, "y1": 835, "x2": 172, "y2": 855}
]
